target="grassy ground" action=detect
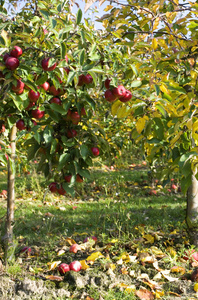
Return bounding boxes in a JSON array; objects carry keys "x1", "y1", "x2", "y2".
[{"x1": 0, "y1": 159, "x2": 196, "y2": 299}]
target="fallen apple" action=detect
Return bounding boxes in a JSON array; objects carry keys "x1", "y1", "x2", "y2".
[
  {"x1": 69, "y1": 244, "x2": 81, "y2": 253},
  {"x1": 183, "y1": 249, "x2": 198, "y2": 262},
  {"x1": 69, "y1": 261, "x2": 82, "y2": 272},
  {"x1": 58, "y1": 263, "x2": 70, "y2": 275},
  {"x1": 83, "y1": 236, "x2": 97, "y2": 243}
]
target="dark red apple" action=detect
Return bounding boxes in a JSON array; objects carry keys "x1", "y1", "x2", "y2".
[
  {"x1": 83, "y1": 74, "x2": 93, "y2": 84},
  {"x1": 78, "y1": 74, "x2": 85, "y2": 86},
  {"x1": 65, "y1": 109, "x2": 72, "y2": 121},
  {"x1": 5, "y1": 57, "x2": 19, "y2": 70},
  {"x1": 69, "y1": 261, "x2": 82, "y2": 272},
  {"x1": 64, "y1": 67, "x2": 70, "y2": 75},
  {"x1": 76, "y1": 174, "x2": 83, "y2": 183},
  {"x1": 65, "y1": 174, "x2": 72, "y2": 182},
  {"x1": 31, "y1": 120, "x2": 37, "y2": 126},
  {"x1": 81, "y1": 107, "x2": 86, "y2": 116},
  {"x1": 112, "y1": 85, "x2": 126, "y2": 99},
  {"x1": 49, "y1": 182, "x2": 57, "y2": 193},
  {"x1": 16, "y1": 88, "x2": 24, "y2": 95},
  {"x1": 67, "y1": 129, "x2": 77, "y2": 138},
  {"x1": 21, "y1": 246, "x2": 32, "y2": 254},
  {"x1": 71, "y1": 111, "x2": 81, "y2": 125},
  {"x1": 40, "y1": 82, "x2": 50, "y2": 91},
  {"x1": 57, "y1": 185, "x2": 66, "y2": 195},
  {"x1": 119, "y1": 90, "x2": 132, "y2": 102},
  {"x1": 49, "y1": 85, "x2": 61, "y2": 96},
  {"x1": 41, "y1": 57, "x2": 57, "y2": 71},
  {"x1": 10, "y1": 46, "x2": 23, "y2": 58},
  {"x1": 58, "y1": 263, "x2": 70, "y2": 275},
  {"x1": 31, "y1": 108, "x2": 45, "y2": 119},
  {"x1": 183, "y1": 249, "x2": 198, "y2": 262},
  {"x1": 3, "y1": 53, "x2": 10, "y2": 62},
  {"x1": 28, "y1": 90, "x2": 40, "y2": 102},
  {"x1": 105, "y1": 89, "x2": 117, "y2": 102},
  {"x1": 50, "y1": 97, "x2": 62, "y2": 105},
  {"x1": 12, "y1": 79, "x2": 25, "y2": 92},
  {"x1": 91, "y1": 147, "x2": 100, "y2": 156},
  {"x1": 16, "y1": 119, "x2": 26, "y2": 130},
  {"x1": 0, "y1": 123, "x2": 5, "y2": 133},
  {"x1": 104, "y1": 78, "x2": 111, "y2": 89}
]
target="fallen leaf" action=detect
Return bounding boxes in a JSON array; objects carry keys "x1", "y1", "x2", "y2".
[
  {"x1": 161, "y1": 270, "x2": 179, "y2": 282},
  {"x1": 86, "y1": 251, "x2": 104, "y2": 262},
  {"x1": 136, "y1": 288, "x2": 154, "y2": 300},
  {"x1": 57, "y1": 249, "x2": 65, "y2": 256},
  {"x1": 194, "y1": 283, "x2": 198, "y2": 292},
  {"x1": 45, "y1": 275, "x2": 63, "y2": 281},
  {"x1": 171, "y1": 266, "x2": 185, "y2": 275},
  {"x1": 45, "y1": 212, "x2": 54, "y2": 217},
  {"x1": 80, "y1": 260, "x2": 89, "y2": 270},
  {"x1": 144, "y1": 234, "x2": 155, "y2": 244},
  {"x1": 47, "y1": 261, "x2": 61, "y2": 271},
  {"x1": 65, "y1": 237, "x2": 76, "y2": 246}
]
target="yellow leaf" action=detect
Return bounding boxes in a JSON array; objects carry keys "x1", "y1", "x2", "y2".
[
  {"x1": 57, "y1": 249, "x2": 65, "y2": 256},
  {"x1": 47, "y1": 261, "x2": 61, "y2": 271},
  {"x1": 194, "y1": 283, "x2": 198, "y2": 292},
  {"x1": 170, "y1": 132, "x2": 183, "y2": 148},
  {"x1": 144, "y1": 234, "x2": 155, "y2": 244},
  {"x1": 171, "y1": 266, "x2": 185, "y2": 275},
  {"x1": 102, "y1": 19, "x2": 109, "y2": 28},
  {"x1": 136, "y1": 117, "x2": 146, "y2": 134},
  {"x1": 110, "y1": 239, "x2": 118, "y2": 243},
  {"x1": 155, "y1": 290, "x2": 164, "y2": 298},
  {"x1": 152, "y1": 38, "x2": 158, "y2": 50},
  {"x1": 80, "y1": 260, "x2": 89, "y2": 270},
  {"x1": 160, "y1": 84, "x2": 169, "y2": 94},
  {"x1": 111, "y1": 100, "x2": 122, "y2": 116},
  {"x1": 104, "y1": 5, "x2": 113, "y2": 11},
  {"x1": 86, "y1": 251, "x2": 104, "y2": 262},
  {"x1": 65, "y1": 237, "x2": 76, "y2": 245}
]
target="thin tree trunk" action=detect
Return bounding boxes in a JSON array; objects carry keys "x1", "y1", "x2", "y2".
[
  {"x1": 4, "y1": 125, "x2": 17, "y2": 265},
  {"x1": 186, "y1": 171, "x2": 198, "y2": 246}
]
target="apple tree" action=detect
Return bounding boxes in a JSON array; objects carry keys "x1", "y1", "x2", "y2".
[
  {"x1": 0, "y1": 0, "x2": 116, "y2": 261},
  {"x1": 88, "y1": 0, "x2": 198, "y2": 244}
]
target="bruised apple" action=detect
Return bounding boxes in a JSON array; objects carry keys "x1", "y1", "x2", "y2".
[{"x1": 69, "y1": 261, "x2": 82, "y2": 272}]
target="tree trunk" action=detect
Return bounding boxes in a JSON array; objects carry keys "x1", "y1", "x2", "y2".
[
  {"x1": 186, "y1": 171, "x2": 198, "y2": 246},
  {"x1": 4, "y1": 125, "x2": 17, "y2": 264}
]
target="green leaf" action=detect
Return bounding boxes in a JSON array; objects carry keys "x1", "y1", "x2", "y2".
[
  {"x1": 1, "y1": 30, "x2": 11, "y2": 47},
  {"x1": 62, "y1": 182, "x2": 75, "y2": 197},
  {"x1": 50, "y1": 18, "x2": 57, "y2": 29},
  {"x1": 61, "y1": 42, "x2": 67, "y2": 60},
  {"x1": 76, "y1": 9, "x2": 83, "y2": 25},
  {"x1": 131, "y1": 80, "x2": 142, "y2": 88},
  {"x1": 57, "y1": 3, "x2": 62, "y2": 12},
  {"x1": 35, "y1": 74, "x2": 48, "y2": 85},
  {"x1": 181, "y1": 174, "x2": 192, "y2": 195},
  {"x1": 79, "y1": 49, "x2": 85, "y2": 66},
  {"x1": 66, "y1": 71, "x2": 76, "y2": 85},
  {"x1": 24, "y1": 80, "x2": 38, "y2": 92},
  {"x1": 80, "y1": 144, "x2": 89, "y2": 160},
  {"x1": 50, "y1": 103, "x2": 66, "y2": 115},
  {"x1": 79, "y1": 169, "x2": 90, "y2": 179},
  {"x1": 50, "y1": 139, "x2": 58, "y2": 154},
  {"x1": 58, "y1": 153, "x2": 70, "y2": 170},
  {"x1": 40, "y1": 10, "x2": 49, "y2": 19}
]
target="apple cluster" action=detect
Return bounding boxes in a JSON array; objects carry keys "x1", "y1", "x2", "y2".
[
  {"x1": 58, "y1": 261, "x2": 82, "y2": 274},
  {"x1": 104, "y1": 78, "x2": 132, "y2": 103}
]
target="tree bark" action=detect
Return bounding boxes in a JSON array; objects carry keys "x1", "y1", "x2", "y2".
[
  {"x1": 186, "y1": 171, "x2": 198, "y2": 246},
  {"x1": 4, "y1": 125, "x2": 17, "y2": 264}
]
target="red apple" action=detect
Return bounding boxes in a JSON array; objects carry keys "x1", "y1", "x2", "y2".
[
  {"x1": 43, "y1": 28, "x2": 48, "y2": 35},
  {"x1": 28, "y1": 90, "x2": 40, "y2": 102},
  {"x1": 58, "y1": 263, "x2": 70, "y2": 275},
  {"x1": 65, "y1": 55, "x2": 68, "y2": 63},
  {"x1": 49, "y1": 85, "x2": 61, "y2": 96},
  {"x1": 57, "y1": 185, "x2": 66, "y2": 195},
  {"x1": 112, "y1": 85, "x2": 126, "y2": 99},
  {"x1": 81, "y1": 107, "x2": 86, "y2": 116},
  {"x1": 64, "y1": 67, "x2": 70, "y2": 75},
  {"x1": 16, "y1": 119, "x2": 26, "y2": 130},
  {"x1": 41, "y1": 57, "x2": 57, "y2": 71},
  {"x1": 0, "y1": 124, "x2": 5, "y2": 133},
  {"x1": 12, "y1": 79, "x2": 25, "y2": 92},
  {"x1": 5, "y1": 57, "x2": 19, "y2": 70},
  {"x1": 183, "y1": 249, "x2": 198, "y2": 262},
  {"x1": 76, "y1": 174, "x2": 83, "y2": 183},
  {"x1": 149, "y1": 189, "x2": 157, "y2": 195},
  {"x1": 25, "y1": 102, "x2": 36, "y2": 110},
  {"x1": 65, "y1": 109, "x2": 72, "y2": 121},
  {"x1": 71, "y1": 111, "x2": 81, "y2": 125},
  {"x1": 16, "y1": 88, "x2": 24, "y2": 95},
  {"x1": 69, "y1": 244, "x2": 81, "y2": 253},
  {"x1": 40, "y1": 82, "x2": 50, "y2": 91},
  {"x1": 171, "y1": 184, "x2": 177, "y2": 190},
  {"x1": 67, "y1": 129, "x2": 77, "y2": 138},
  {"x1": 32, "y1": 120, "x2": 37, "y2": 126},
  {"x1": 3, "y1": 53, "x2": 10, "y2": 62},
  {"x1": 78, "y1": 74, "x2": 85, "y2": 86},
  {"x1": 83, "y1": 74, "x2": 93, "y2": 84},
  {"x1": 105, "y1": 89, "x2": 117, "y2": 102},
  {"x1": 10, "y1": 46, "x2": 23, "y2": 58},
  {"x1": 65, "y1": 174, "x2": 72, "y2": 182},
  {"x1": 104, "y1": 78, "x2": 111, "y2": 89},
  {"x1": 31, "y1": 108, "x2": 45, "y2": 119},
  {"x1": 119, "y1": 90, "x2": 132, "y2": 102},
  {"x1": 91, "y1": 147, "x2": 100, "y2": 156},
  {"x1": 49, "y1": 182, "x2": 57, "y2": 193},
  {"x1": 69, "y1": 261, "x2": 82, "y2": 272},
  {"x1": 50, "y1": 97, "x2": 62, "y2": 105},
  {"x1": 21, "y1": 246, "x2": 31, "y2": 254}
]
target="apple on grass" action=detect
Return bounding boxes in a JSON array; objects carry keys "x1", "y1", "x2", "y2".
[
  {"x1": 183, "y1": 249, "x2": 198, "y2": 262},
  {"x1": 58, "y1": 263, "x2": 70, "y2": 275},
  {"x1": 69, "y1": 244, "x2": 81, "y2": 253},
  {"x1": 69, "y1": 261, "x2": 82, "y2": 272},
  {"x1": 21, "y1": 246, "x2": 32, "y2": 256},
  {"x1": 83, "y1": 236, "x2": 97, "y2": 243}
]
